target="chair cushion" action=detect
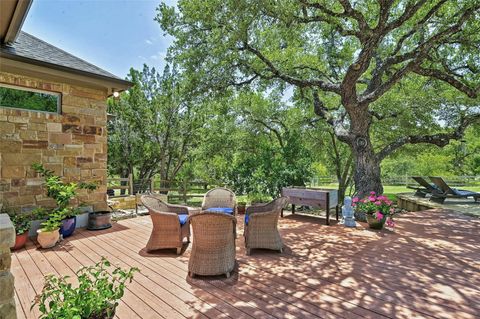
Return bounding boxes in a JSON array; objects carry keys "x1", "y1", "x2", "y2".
[
  {"x1": 452, "y1": 189, "x2": 479, "y2": 196},
  {"x1": 245, "y1": 214, "x2": 249, "y2": 225},
  {"x1": 178, "y1": 214, "x2": 189, "y2": 225},
  {"x1": 205, "y1": 207, "x2": 234, "y2": 215}
]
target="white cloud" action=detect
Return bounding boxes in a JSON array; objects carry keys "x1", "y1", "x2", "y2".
[
  {"x1": 150, "y1": 51, "x2": 166, "y2": 60},
  {"x1": 145, "y1": 39, "x2": 153, "y2": 45}
]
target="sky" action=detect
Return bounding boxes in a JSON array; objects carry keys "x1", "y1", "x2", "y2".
[{"x1": 22, "y1": 0, "x2": 176, "y2": 79}]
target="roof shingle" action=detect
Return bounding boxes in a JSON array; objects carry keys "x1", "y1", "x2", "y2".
[{"x1": 0, "y1": 31, "x2": 123, "y2": 81}]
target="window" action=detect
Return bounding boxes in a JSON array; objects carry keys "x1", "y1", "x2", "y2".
[{"x1": 0, "y1": 84, "x2": 61, "y2": 113}]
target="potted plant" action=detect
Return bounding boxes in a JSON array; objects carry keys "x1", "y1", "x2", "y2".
[
  {"x1": 36, "y1": 211, "x2": 62, "y2": 249},
  {"x1": 32, "y1": 257, "x2": 138, "y2": 319},
  {"x1": 352, "y1": 192, "x2": 396, "y2": 230},
  {"x1": 10, "y1": 213, "x2": 32, "y2": 250},
  {"x1": 237, "y1": 201, "x2": 247, "y2": 214},
  {"x1": 32, "y1": 163, "x2": 97, "y2": 238},
  {"x1": 1, "y1": 203, "x2": 32, "y2": 250}
]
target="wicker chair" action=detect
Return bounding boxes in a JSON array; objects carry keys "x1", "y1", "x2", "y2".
[
  {"x1": 188, "y1": 212, "x2": 236, "y2": 278},
  {"x1": 141, "y1": 195, "x2": 190, "y2": 254},
  {"x1": 202, "y1": 187, "x2": 237, "y2": 216},
  {"x1": 244, "y1": 197, "x2": 289, "y2": 255}
]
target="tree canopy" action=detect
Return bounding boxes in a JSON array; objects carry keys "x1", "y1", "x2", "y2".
[{"x1": 157, "y1": 0, "x2": 480, "y2": 196}]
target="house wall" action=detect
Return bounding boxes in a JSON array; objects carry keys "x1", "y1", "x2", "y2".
[{"x1": 0, "y1": 72, "x2": 109, "y2": 212}]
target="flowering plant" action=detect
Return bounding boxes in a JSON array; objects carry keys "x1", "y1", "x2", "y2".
[{"x1": 352, "y1": 191, "x2": 396, "y2": 228}]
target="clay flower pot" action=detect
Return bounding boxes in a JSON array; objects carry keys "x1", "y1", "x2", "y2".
[
  {"x1": 366, "y1": 214, "x2": 386, "y2": 230},
  {"x1": 37, "y1": 228, "x2": 60, "y2": 249},
  {"x1": 12, "y1": 232, "x2": 29, "y2": 250}
]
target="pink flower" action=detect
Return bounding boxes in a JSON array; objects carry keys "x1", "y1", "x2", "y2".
[
  {"x1": 370, "y1": 191, "x2": 376, "y2": 196},
  {"x1": 376, "y1": 212, "x2": 384, "y2": 221},
  {"x1": 389, "y1": 207, "x2": 395, "y2": 213},
  {"x1": 385, "y1": 200, "x2": 393, "y2": 205},
  {"x1": 352, "y1": 197, "x2": 359, "y2": 203},
  {"x1": 377, "y1": 195, "x2": 387, "y2": 201},
  {"x1": 368, "y1": 196, "x2": 376, "y2": 202},
  {"x1": 374, "y1": 201, "x2": 382, "y2": 206}
]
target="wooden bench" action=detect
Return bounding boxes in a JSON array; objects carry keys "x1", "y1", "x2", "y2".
[{"x1": 281, "y1": 187, "x2": 339, "y2": 225}]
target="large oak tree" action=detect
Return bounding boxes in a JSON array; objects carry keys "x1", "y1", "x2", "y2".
[{"x1": 158, "y1": 0, "x2": 480, "y2": 196}]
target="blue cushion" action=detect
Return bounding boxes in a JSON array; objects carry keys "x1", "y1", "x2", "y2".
[
  {"x1": 205, "y1": 207, "x2": 234, "y2": 215},
  {"x1": 245, "y1": 214, "x2": 249, "y2": 225},
  {"x1": 178, "y1": 214, "x2": 188, "y2": 225},
  {"x1": 453, "y1": 189, "x2": 478, "y2": 196}
]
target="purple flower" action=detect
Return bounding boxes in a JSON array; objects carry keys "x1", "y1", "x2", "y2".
[
  {"x1": 368, "y1": 196, "x2": 376, "y2": 202},
  {"x1": 370, "y1": 191, "x2": 376, "y2": 196}
]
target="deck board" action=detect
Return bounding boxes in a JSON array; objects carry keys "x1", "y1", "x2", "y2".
[{"x1": 12, "y1": 209, "x2": 480, "y2": 319}]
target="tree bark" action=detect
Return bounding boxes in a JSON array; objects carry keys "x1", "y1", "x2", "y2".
[
  {"x1": 350, "y1": 137, "x2": 383, "y2": 198},
  {"x1": 345, "y1": 104, "x2": 384, "y2": 198}
]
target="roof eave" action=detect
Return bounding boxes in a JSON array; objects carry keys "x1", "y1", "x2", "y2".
[
  {"x1": 3, "y1": 0, "x2": 32, "y2": 44},
  {"x1": 0, "y1": 51, "x2": 133, "y2": 91}
]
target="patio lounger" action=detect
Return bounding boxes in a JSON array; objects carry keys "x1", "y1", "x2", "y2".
[
  {"x1": 188, "y1": 212, "x2": 236, "y2": 278},
  {"x1": 244, "y1": 197, "x2": 288, "y2": 255},
  {"x1": 141, "y1": 195, "x2": 190, "y2": 254},
  {"x1": 407, "y1": 176, "x2": 439, "y2": 197},
  {"x1": 429, "y1": 177, "x2": 480, "y2": 204}
]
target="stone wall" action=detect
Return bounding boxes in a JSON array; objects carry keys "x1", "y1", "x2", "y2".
[
  {"x1": 0, "y1": 214, "x2": 16, "y2": 319},
  {"x1": 0, "y1": 72, "x2": 108, "y2": 212}
]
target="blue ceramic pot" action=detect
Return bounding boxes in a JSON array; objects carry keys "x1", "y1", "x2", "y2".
[{"x1": 60, "y1": 216, "x2": 77, "y2": 238}]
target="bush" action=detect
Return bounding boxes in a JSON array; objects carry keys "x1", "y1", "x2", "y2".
[{"x1": 32, "y1": 257, "x2": 138, "y2": 319}]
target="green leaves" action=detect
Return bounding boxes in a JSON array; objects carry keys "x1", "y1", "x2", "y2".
[{"x1": 33, "y1": 257, "x2": 138, "y2": 319}]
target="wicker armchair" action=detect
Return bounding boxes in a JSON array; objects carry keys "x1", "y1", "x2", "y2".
[
  {"x1": 202, "y1": 187, "x2": 237, "y2": 215},
  {"x1": 188, "y1": 212, "x2": 236, "y2": 278},
  {"x1": 244, "y1": 197, "x2": 289, "y2": 255},
  {"x1": 141, "y1": 195, "x2": 190, "y2": 254}
]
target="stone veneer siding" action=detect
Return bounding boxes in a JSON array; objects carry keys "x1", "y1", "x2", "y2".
[{"x1": 0, "y1": 72, "x2": 108, "y2": 212}]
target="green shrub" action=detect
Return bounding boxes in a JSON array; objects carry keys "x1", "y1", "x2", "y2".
[{"x1": 32, "y1": 257, "x2": 138, "y2": 319}]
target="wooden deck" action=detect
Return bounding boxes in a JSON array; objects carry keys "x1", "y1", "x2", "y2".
[{"x1": 12, "y1": 209, "x2": 480, "y2": 319}]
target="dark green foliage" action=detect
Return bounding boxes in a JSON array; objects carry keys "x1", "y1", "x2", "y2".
[{"x1": 0, "y1": 86, "x2": 58, "y2": 112}]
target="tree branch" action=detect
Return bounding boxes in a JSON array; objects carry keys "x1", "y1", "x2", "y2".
[
  {"x1": 241, "y1": 42, "x2": 342, "y2": 94},
  {"x1": 412, "y1": 66, "x2": 480, "y2": 98},
  {"x1": 376, "y1": 113, "x2": 480, "y2": 161}
]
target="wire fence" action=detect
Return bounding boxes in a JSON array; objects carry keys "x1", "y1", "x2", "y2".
[{"x1": 310, "y1": 175, "x2": 480, "y2": 187}]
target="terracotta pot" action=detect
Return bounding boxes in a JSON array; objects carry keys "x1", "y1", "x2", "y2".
[
  {"x1": 37, "y1": 228, "x2": 60, "y2": 249},
  {"x1": 60, "y1": 216, "x2": 77, "y2": 238},
  {"x1": 366, "y1": 214, "x2": 386, "y2": 230},
  {"x1": 237, "y1": 205, "x2": 246, "y2": 215},
  {"x1": 12, "y1": 232, "x2": 29, "y2": 250}
]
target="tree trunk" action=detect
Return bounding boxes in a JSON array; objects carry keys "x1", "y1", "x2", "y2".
[{"x1": 351, "y1": 137, "x2": 383, "y2": 198}]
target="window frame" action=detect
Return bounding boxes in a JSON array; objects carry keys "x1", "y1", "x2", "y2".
[{"x1": 0, "y1": 83, "x2": 62, "y2": 114}]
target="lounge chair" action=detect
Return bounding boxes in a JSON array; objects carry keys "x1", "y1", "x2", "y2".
[
  {"x1": 244, "y1": 197, "x2": 289, "y2": 255},
  {"x1": 202, "y1": 187, "x2": 237, "y2": 216},
  {"x1": 141, "y1": 195, "x2": 190, "y2": 254},
  {"x1": 188, "y1": 212, "x2": 236, "y2": 278},
  {"x1": 429, "y1": 177, "x2": 480, "y2": 204},
  {"x1": 407, "y1": 176, "x2": 440, "y2": 197}
]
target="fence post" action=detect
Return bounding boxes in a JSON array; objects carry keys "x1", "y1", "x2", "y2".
[
  {"x1": 182, "y1": 180, "x2": 187, "y2": 204},
  {"x1": 128, "y1": 173, "x2": 134, "y2": 195},
  {"x1": 150, "y1": 177, "x2": 155, "y2": 193}
]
